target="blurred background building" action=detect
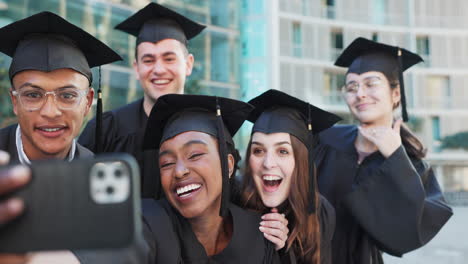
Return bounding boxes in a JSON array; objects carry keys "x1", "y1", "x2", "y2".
[
  {"x1": 0, "y1": 0, "x2": 466, "y2": 262},
  {"x1": 0, "y1": 0, "x2": 241, "y2": 126},
  {"x1": 241, "y1": 0, "x2": 468, "y2": 263},
  {"x1": 241, "y1": 0, "x2": 468, "y2": 203}
]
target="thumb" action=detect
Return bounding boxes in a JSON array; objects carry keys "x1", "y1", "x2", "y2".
[
  {"x1": 270, "y1": 208, "x2": 278, "y2": 213},
  {"x1": 393, "y1": 118, "x2": 403, "y2": 134}
]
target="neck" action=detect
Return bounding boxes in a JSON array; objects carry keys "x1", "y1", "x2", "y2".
[
  {"x1": 143, "y1": 95, "x2": 156, "y2": 117},
  {"x1": 355, "y1": 132, "x2": 377, "y2": 153},
  {"x1": 189, "y1": 209, "x2": 231, "y2": 257},
  {"x1": 359, "y1": 114, "x2": 394, "y2": 129}
]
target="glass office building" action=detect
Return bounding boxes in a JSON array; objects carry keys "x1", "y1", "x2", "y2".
[{"x1": 0, "y1": 0, "x2": 241, "y2": 127}]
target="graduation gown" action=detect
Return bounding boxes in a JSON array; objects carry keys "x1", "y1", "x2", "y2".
[
  {"x1": 78, "y1": 98, "x2": 160, "y2": 198},
  {"x1": 142, "y1": 199, "x2": 281, "y2": 264},
  {"x1": 314, "y1": 125, "x2": 453, "y2": 264},
  {"x1": 277, "y1": 194, "x2": 335, "y2": 264},
  {"x1": 0, "y1": 124, "x2": 93, "y2": 162}
]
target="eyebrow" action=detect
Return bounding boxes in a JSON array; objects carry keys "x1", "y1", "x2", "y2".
[
  {"x1": 346, "y1": 76, "x2": 381, "y2": 85},
  {"x1": 140, "y1": 51, "x2": 177, "y2": 60},
  {"x1": 251, "y1": 141, "x2": 291, "y2": 146},
  {"x1": 161, "y1": 51, "x2": 177, "y2": 57},
  {"x1": 17, "y1": 82, "x2": 78, "y2": 90},
  {"x1": 159, "y1": 139, "x2": 208, "y2": 158}
]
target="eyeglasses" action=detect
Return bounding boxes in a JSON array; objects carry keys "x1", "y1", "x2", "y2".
[
  {"x1": 341, "y1": 76, "x2": 383, "y2": 96},
  {"x1": 11, "y1": 87, "x2": 88, "y2": 111}
]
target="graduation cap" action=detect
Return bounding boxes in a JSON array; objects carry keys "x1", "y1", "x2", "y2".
[
  {"x1": 115, "y1": 2, "x2": 206, "y2": 46},
  {"x1": 248, "y1": 89, "x2": 341, "y2": 213},
  {"x1": 0, "y1": 11, "x2": 121, "y2": 84},
  {"x1": 334, "y1": 37, "x2": 423, "y2": 122},
  {"x1": 0, "y1": 11, "x2": 122, "y2": 154},
  {"x1": 143, "y1": 94, "x2": 253, "y2": 217}
]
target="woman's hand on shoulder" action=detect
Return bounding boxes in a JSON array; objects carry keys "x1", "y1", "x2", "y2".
[
  {"x1": 358, "y1": 119, "x2": 402, "y2": 158},
  {"x1": 259, "y1": 208, "x2": 289, "y2": 251}
]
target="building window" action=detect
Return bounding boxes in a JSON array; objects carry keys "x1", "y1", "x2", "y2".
[
  {"x1": 431, "y1": 116, "x2": 441, "y2": 152},
  {"x1": 321, "y1": 0, "x2": 335, "y2": 19},
  {"x1": 372, "y1": 0, "x2": 387, "y2": 25},
  {"x1": 416, "y1": 36, "x2": 430, "y2": 66},
  {"x1": 323, "y1": 71, "x2": 345, "y2": 105},
  {"x1": 292, "y1": 22, "x2": 302, "y2": 57},
  {"x1": 330, "y1": 29, "x2": 343, "y2": 60},
  {"x1": 426, "y1": 75, "x2": 451, "y2": 108}
]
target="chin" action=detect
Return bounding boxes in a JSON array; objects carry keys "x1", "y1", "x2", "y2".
[{"x1": 262, "y1": 197, "x2": 282, "y2": 209}]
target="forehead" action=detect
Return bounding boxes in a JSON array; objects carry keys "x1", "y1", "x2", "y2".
[
  {"x1": 346, "y1": 71, "x2": 387, "y2": 82},
  {"x1": 137, "y1": 39, "x2": 185, "y2": 56},
  {"x1": 12, "y1": 68, "x2": 89, "y2": 89},
  {"x1": 160, "y1": 131, "x2": 216, "y2": 151},
  {"x1": 251, "y1": 132, "x2": 291, "y2": 144}
]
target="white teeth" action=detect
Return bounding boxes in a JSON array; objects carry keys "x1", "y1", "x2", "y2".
[
  {"x1": 262, "y1": 175, "x2": 282, "y2": 181},
  {"x1": 41, "y1": 128, "x2": 61, "y2": 132},
  {"x1": 153, "y1": 79, "x2": 170, "y2": 84},
  {"x1": 176, "y1": 183, "x2": 201, "y2": 195}
]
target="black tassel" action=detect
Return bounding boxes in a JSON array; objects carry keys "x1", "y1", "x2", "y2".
[
  {"x1": 95, "y1": 66, "x2": 103, "y2": 153},
  {"x1": 215, "y1": 97, "x2": 230, "y2": 217},
  {"x1": 307, "y1": 105, "x2": 316, "y2": 214},
  {"x1": 397, "y1": 49, "x2": 409, "y2": 122}
]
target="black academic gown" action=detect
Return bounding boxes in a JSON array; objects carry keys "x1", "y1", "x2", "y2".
[
  {"x1": 78, "y1": 98, "x2": 160, "y2": 198},
  {"x1": 0, "y1": 124, "x2": 93, "y2": 162},
  {"x1": 277, "y1": 195, "x2": 335, "y2": 264},
  {"x1": 314, "y1": 125, "x2": 453, "y2": 264},
  {"x1": 142, "y1": 199, "x2": 281, "y2": 264}
]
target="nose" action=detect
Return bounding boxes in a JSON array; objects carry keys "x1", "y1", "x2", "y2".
[
  {"x1": 152, "y1": 59, "x2": 166, "y2": 75},
  {"x1": 262, "y1": 152, "x2": 277, "y2": 169},
  {"x1": 174, "y1": 160, "x2": 189, "y2": 179},
  {"x1": 355, "y1": 84, "x2": 367, "y2": 98},
  {"x1": 39, "y1": 94, "x2": 62, "y2": 118}
]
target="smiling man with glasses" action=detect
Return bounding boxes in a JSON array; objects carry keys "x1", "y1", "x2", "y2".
[
  {"x1": 7, "y1": 69, "x2": 93, "y2": 163},
  {"x1": 0, "y1": 11, "x2": 122, "y2": 164}
]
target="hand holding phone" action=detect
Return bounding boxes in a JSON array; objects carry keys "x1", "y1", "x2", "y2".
[{"x1": 0, "y1": 153, "x2": 141, "y2": 253}]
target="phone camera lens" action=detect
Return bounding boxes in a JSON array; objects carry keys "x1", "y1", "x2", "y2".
[
  {"x1": 114, "y1": 169, "x2": 122, "y2": 178},
  {"x1": 97, "y1": 170, "x2": 105, "y2": 179},
  {"x1": 106, "y1": 186, "x2": 115, "y2": 195}
]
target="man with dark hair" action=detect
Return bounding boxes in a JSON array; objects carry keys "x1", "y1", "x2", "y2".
[
  {"x1": 0, "y1": 11, "x2": 134, "y2": 263},
  {"x1": 79, "y1": 3, "x2": 206, "y2": 199}
]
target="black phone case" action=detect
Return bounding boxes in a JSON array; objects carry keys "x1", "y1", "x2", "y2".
[{"x1": 0, "y1": 153, "x2": 141, "y2": 253}]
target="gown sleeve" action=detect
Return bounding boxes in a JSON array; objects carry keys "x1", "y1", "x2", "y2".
[
  {"x1": 343, "y1": 146, "x2": 453, "y2": 256},
  {"x1": 73, "y1": 235, "x2": 150, "y2": 264},
  {"x1": 319, "y1": 194, "x2": 335, "y2": 264},
  {"x1": 78, "y1": 112, "x2": 118, "y2": 153}
]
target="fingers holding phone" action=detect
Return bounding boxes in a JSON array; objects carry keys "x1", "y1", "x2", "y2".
[{"x1": 0, "y1": 151, "x2": 31, "y2": 225}]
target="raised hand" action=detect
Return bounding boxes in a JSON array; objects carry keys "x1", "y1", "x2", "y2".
[
  {"x1": 358, "y1": 119, "x2": 403, "y2": 158},
  {"x1": 0, "y1": 150, "x2": 31, "y2": 264},
  {"x1": 259, "y1": 208, "x2": 289, "y2": 251}
]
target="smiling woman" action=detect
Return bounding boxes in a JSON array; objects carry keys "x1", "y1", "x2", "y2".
[
  {"x1": 241, "y1": 89, "x2": 341, "y2": 264},
  {"x1": 140, "y1": 94, "x2": 282, "y2": 263},
  {"x1": 313, "y1": 37, "x2": 453, "y2": 264}
]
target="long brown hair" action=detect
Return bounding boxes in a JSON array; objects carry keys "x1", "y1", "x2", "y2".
[
  {"x1": 386, "y1": 72, "x2": 427, "y2": 159},
  {"x1": 241, "y1": 135, "x2": 320, "y2": 263}
]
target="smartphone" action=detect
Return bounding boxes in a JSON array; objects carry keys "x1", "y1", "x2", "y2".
[{"x1": 0, "y1": 153, "x2": 141, "y2": 253}]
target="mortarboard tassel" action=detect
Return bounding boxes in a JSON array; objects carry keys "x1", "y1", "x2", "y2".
[
  {"x1": 397, "y1": 49, "x2": 409, "y2": 122},
  {"x1": 215, "y1": 97, "x2": 230, "y2": 217},
  {"x1": 95, "y1": 66, "x2": 103, "y2": 153},
  {"x1": 307, "y1": 105, "x2": 317, "y2": 214}
]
